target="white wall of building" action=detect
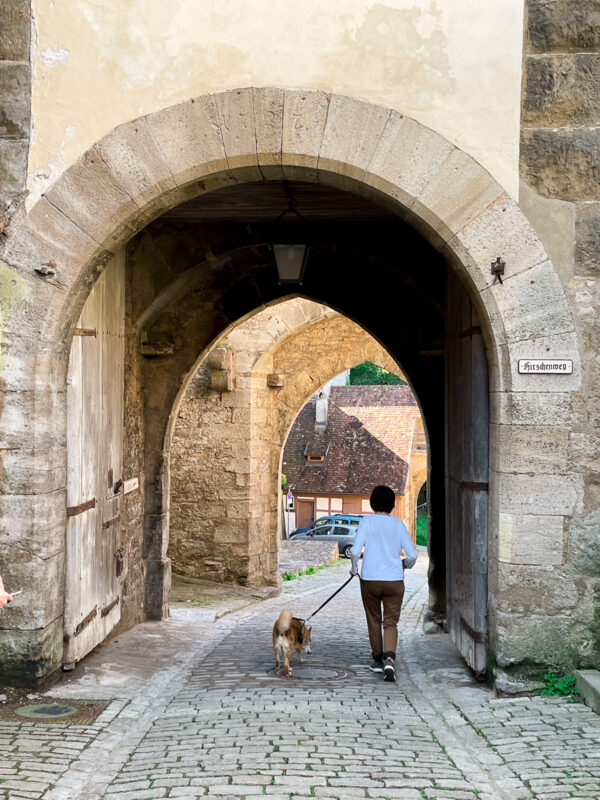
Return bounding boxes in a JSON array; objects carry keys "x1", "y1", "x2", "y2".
[{"x1": 29, "y1": 0, "x2": 525, "y2": 205}]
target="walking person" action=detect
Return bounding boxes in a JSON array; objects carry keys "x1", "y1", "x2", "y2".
[{"x1": 350, "y1": 485, "x2": 418, "y2": 681}]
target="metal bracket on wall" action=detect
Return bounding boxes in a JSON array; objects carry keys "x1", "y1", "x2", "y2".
[{"x1": 491, "y1": 257, "x2": 505, "y2": 285}]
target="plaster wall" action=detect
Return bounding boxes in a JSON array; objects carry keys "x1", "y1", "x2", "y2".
[{"x1": 28, "y1": 0, "x2": 525, "y2": 203}]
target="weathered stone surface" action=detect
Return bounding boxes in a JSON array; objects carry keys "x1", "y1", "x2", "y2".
[
  {"x1": 0, "y1": 138, "x2": 27, "y2": 207},
  {"x1": 494, "y1": 610, "x2": 581, "y2": 671},
  {"x1": 282, "y1": 89, "x2": 329, "y2": 179},
  {"x1": 493, "y1": 563, "x2": 585, "y2": 615},
  {"x1": 526, "y1": 0, "x2": 600, "y2": 52},
  {"x1": 493, "y1": 668, "x2": 544, "y2": 695},
  {"x1": 1, "y1": 197, "x2": 111, "y2": 297},
  {"x1": 449, "y1": 194, "x2": 549, "y2": 299},
  {"x1": 499, "y1": 330, "x2": 581, "y2": 393},
  {"x1": 491, "y1": 422, "x2": 569, "y2": 473},
  {"x1": 253, "y1": 86, "x2": 284, "y2": 170},
  {"x1": 568, "y1": 510, "x2": 600, "y2": 577},
  {"x1": 496, "y1": 511, "x2": 564, "y2": 566},
  {"x1": 490, "y1": 471, "x2": 583, "y2": 516},
  {"x1": 1, "y1": 550, "x2": 64, "y2": 630},
  {"x1": 0, "y1": 619, "x2": 62, "y2": 685},
  {"x1": 0, "y1": 63, "x2": 30, "y2": 139},
  {"x1": 365, "y1": 111, "x2": 454, "y2": 215},
  {"x1": 523, "y1": 54, "x2": 600, "y2": 127},
  {"x1": 519, "y1": 180, "x2": 575, "y2": 283},
  {"x1": 0, "y1": 492, "x2": 66, "y2": 566},
  {"x1": 96, "y1": 117, "x2": 176, "y2": 212},
  {"x1": 0, "y1": 0, "x2": 30, "y2": 61},
  {"x1": 414, "y1": 148, "x2": 503, "y2": 244},
  {"x1": 575, "y1": 201, "x2": 600, "y2": 275},
  {"x1": 482, "y1": 260, "x2": 574, "y2": 345},
  {"x1": 588, "y1": 357, "x2": 600, "y2": 427},
  {"x1": 215, "y1": 88, "x2": 261, "y2": 180},
  {"x1": 521, "y1": 129, "x2": 600, "y2": 201},
  {"x1": 147, "y1": 95, "x2": 229, "y2": 187},
  {"x1": 145, "y1": 557, "x2": 171, "y2": 620},
  {"x1": 319, "y1": 95, "x2": 390, "y2": 182},
  {"x1": 44, "y1": 148, "x2": 139, "y2": 250},
  {"x1": 490, "y1": 390, "x2": 573, "y2": 425},
  {"x1": 576, "y1": 669, "x2": 600, "y2": 714}
]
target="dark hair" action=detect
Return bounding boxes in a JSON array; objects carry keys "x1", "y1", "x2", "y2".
[{"x1": 370, "y1": 485, "x2": 395, "y2": 513}]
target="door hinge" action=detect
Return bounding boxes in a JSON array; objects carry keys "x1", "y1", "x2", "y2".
[
  {"x1": 73, "y1": 606, "x2": 98, "y2": 637},
  {"x1": 72, "y1": 327, "x2": 97, "y2": 337},
  {"x1": 101, "y1": 597, "x2": 119, "y2": 617},
  {"x1": 459, "y1": 481, "x2": 489, "y2": 492},
  {"x1": 66, "y1": 498, "x2": 96, "y2": 517}
]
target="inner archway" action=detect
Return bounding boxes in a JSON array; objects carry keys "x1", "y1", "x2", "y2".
[{"x1": 168, "y1": 298, "x2": 418, "y2": 587}]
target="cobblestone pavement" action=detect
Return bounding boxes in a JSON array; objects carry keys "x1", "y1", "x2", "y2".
[{"x1": 2, "y1": 558, "x2": 600, "y2": 800}]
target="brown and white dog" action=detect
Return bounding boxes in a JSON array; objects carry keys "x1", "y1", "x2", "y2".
[{"x1": 273, "y1": 609, "x2": 312, "y2": 676}]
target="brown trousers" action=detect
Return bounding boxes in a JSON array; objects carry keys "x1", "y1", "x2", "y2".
[{"x1": 359, "y1": 578, "x2": 405, "y2": 659}]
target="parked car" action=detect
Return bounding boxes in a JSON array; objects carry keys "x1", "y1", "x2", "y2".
[
  {"x1": 290, "y1": 519, "x2": 360, "y2": 558},
  {"x1": 290, "y1": 513, "x2": 362, "y2": 539}
]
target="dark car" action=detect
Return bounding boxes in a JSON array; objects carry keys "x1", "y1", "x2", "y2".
[{"x1": 290, "y1": 517, "x2": 361, "y2": 558}]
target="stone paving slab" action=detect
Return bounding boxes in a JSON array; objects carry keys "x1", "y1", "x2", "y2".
[{"x1": 0, "y1": 559, "x2": 598, "y2": 800}]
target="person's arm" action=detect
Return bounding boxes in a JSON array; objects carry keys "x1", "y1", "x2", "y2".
[
  {"x1": 0, "y1": 576, "x2": 13, "y2": 609},
  {"x1": 401, "y1": 525, "x2": 418, "y2": 570},
  {"x1": 349, "y1": 520, "x2": 367, "y2": 576}
]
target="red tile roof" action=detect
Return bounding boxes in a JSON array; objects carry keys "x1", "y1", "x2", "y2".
[{"x1": 283, "y1": 386, "x2": 420, "y2": 496}]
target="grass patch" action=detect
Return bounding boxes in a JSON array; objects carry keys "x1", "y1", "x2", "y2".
[{"x1": 416, "y1": 513, "x2": 428, "y2": 547}]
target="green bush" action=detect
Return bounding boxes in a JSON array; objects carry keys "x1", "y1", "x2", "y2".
[
  {"x1": 347, "y1": 361, "x2": 405, "y2": 386},
  {"x1": 540, "y1": 671, "x2": 578, "y2": 698}
]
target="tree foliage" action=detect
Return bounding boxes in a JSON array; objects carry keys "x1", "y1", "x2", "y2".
[{"x1": 347, "y1": 361, "x2": 405, "y2": 386}]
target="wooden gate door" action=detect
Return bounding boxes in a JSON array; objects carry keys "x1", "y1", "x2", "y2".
[
  {"x1": 445, "y1": 273, "x2": 489, "y2": 676},
  {"x1": 64, "y1": 254, "x2": 125, "y2": 668}
]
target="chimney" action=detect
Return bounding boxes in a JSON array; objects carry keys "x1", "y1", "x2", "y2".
[{"x1": 315, "y1": 390, "x2": 328, "y2": 427}]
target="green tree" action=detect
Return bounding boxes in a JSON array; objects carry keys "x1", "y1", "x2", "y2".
[{"x1": 347, "y1": 361, "x2": 405, "y2": 386}]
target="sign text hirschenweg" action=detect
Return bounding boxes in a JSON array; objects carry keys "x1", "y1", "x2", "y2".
[{"x1": 518, "y1": 359, "x2": 573, "y2": 374}]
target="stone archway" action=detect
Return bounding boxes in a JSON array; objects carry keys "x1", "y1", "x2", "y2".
[
  {"x1": 0, "y1": 88, "x2": 582, "y2": 684},
  {"x1": 169, "y1": 297, "x2": 410, "y2": 587}
]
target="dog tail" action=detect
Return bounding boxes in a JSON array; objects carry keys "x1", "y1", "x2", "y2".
[{"x1": 275, "y1": 609, "x2": 293, "y2": 636}]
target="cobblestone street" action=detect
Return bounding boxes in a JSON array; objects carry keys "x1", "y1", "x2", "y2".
[{"x1": 2, "y1": 557, "x2": 599, "y2": 800}]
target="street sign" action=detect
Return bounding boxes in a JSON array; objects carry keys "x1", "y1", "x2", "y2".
[{"x1": 518, "y1": 359, "x2": 573, "y2": 374}]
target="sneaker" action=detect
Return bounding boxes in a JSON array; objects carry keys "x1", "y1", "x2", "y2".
[
  {"x1": 383, "y1": 657, "x2": 396, "y2": 682},
  {"x1": 369, "y1": 659, "x2": 383, "y2": 673}
]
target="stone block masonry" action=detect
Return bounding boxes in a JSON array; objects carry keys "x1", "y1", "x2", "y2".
[
  {"x1": 518, "y1": 0, "x2": 600, "y2": 670},
  {"x1": 0, "y1": 0, "x2": 31, "y2": 227}
]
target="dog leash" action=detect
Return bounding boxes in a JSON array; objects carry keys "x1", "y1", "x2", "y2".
[{"x1": 304, "y1": 574, "x2": 356, "y2": 623}]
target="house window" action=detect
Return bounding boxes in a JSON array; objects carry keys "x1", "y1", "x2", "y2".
[{"x1": 306, "y1": 454, "x2": 324, "y2": 462}]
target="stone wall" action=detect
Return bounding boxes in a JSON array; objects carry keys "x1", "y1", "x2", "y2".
[
  {"x1": 500, "y1": 0, "x2": 600, "y2": 674},
  {"x1": 0, "y1": 0, "x2": 30, "y2": 228}
]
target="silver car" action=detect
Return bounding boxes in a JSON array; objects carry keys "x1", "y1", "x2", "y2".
[{"x1": 290, "y1": 521, "x2": 356, "y2": 558}]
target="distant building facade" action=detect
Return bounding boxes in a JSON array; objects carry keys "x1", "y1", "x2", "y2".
[{"x1": 283, "y1": 386, "x2": 426, "y2": 540}]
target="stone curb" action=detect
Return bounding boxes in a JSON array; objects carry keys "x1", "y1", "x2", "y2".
[{"x1": 575, "y1": 668, "x2": 600, "y2": 714}]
